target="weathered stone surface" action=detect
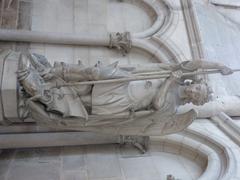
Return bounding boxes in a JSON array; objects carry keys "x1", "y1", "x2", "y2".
[
  {"x1": 0, "y1": 140, "x2": 209, "y2": 180},
  {"x1": 8, "y1": 162, "x2": 60, "y2": 180},
  {"x1": 17, "y1": 1, "x2": 31, "y2": 30},
  {"x1": 0, "y1": 149, "x2": 15, "y2": 180},
  {"x1": 119, "y1": 155, "x2": 159, "y2": 180},
  {"x1": 1, "y1": 0, "x2": 18, "y2": 29},
  {"x1": 62, "y1": 170, "x2": 88, "y2": 180},
  {"x1": 7, "y1": 148, "x2": 61, "y2": 180},
  {"x1": 85, "y1": 144, "x2": 122, "y2": 179},
  {"x1": 62, "y1": 146, "x2": 85, "y2": 171},
  {"x1": 14, "y1": 147, "x2": 61, "y2": 163}
]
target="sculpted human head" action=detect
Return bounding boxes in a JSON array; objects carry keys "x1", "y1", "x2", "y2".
[{"x1": 183, "y1": 83, "x2": 212, "y2": 105}]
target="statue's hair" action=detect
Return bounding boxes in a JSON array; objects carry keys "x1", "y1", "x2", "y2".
[
  {"x1": 197, "y1": 82, "x2": 213, "y2": 105},
  {"x1": 184, "y1": 80, "x2": 213, "y2": 105}
]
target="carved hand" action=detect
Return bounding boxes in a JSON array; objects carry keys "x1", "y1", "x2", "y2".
[
  {"x1": 171, "y1": 70, "x2": 183, "y2": 80},
  {"x1": 42, "y1": 72, "x2": 54, "y2": 80}
]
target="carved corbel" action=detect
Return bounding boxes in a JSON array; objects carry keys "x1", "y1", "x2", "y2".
[
  {"x1": 109, "y1": 32, "x2": 132, "y2": 56},
  {"x1": 119, "y1": 135, "x2": 149, "y2": 153}
]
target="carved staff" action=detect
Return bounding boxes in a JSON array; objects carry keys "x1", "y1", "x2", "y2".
[{"x1": 50, "y1": 69, "x2": 240, "y2": 88}]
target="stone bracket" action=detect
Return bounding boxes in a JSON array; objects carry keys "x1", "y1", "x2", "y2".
[{"x1": 119, "y1": 135, "x2": 149, "y2": 154}]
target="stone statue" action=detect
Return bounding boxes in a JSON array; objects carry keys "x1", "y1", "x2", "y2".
[{"x1": 13, "y1": 50, "x2": 233, "y2": 136}]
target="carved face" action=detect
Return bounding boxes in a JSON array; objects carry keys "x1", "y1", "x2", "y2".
[{"x1": 184, "y1": 84, "x2": 209, "y2": 105}]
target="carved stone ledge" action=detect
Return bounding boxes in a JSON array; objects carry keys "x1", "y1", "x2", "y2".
[{"x1": 109, "y1": 32, "x2": 132, "y2": 56}]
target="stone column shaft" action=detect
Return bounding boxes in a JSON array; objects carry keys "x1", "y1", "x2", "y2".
[{"x1": 0, "y1": 29, "x2": 109, "y2": 46}]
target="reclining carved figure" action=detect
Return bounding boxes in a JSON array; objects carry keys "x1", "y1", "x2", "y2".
[{"x1": 11, "y1": 51, "x2": 233, "y2": 135}]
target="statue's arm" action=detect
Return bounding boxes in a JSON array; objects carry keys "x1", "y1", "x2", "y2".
[{"x1": 153, "y1": 71, "x2": 181, "y2": 110}]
